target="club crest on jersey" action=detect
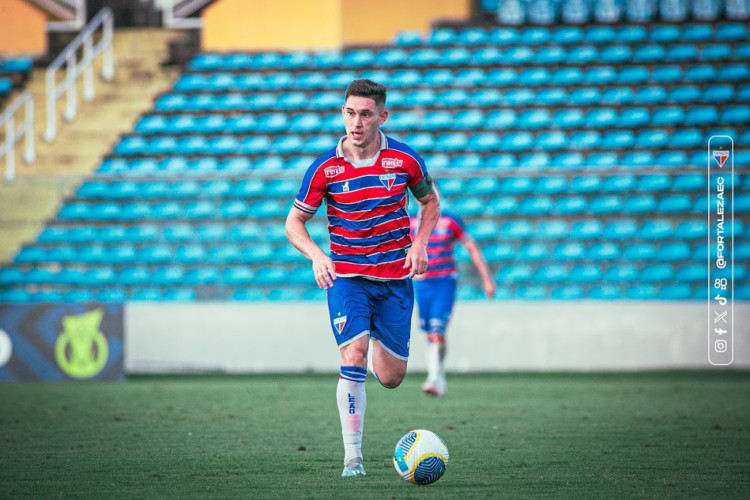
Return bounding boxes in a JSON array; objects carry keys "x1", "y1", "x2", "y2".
[
  {"x1": 333, "y1": 315, "x2": 347, "y2": 335},
  {"x1": 381, "y1": 157, "x2": 403, "y2": 169},
  {"x1": 325, "y1": 165, "x2": 345, "y2": 178},
  {"x1": 713, "y1": 150, "x2": 729, "y2": 167},
  {"x1": 379, "y1": 173, "x2": 396, "y2": 191}
]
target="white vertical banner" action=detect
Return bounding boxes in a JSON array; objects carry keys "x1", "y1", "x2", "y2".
[{"x1": 707, "y1": 135, "x2": 734, "y2": 366}]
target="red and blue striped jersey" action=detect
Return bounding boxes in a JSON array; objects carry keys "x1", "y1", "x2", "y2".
[
  {"x1": 411, "y1": 212, "x2": 467, "y2": 280},
  {"x1": 293, "y1": 132, "x2": 430, "y2": 280}
]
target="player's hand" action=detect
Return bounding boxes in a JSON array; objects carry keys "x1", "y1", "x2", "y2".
[
  {"x1": 313, "y1": 257, "x2": 336, "y2": 289},
  {"x1": 483, "y1": 279, "x2": 496, "y2": 299},
  {"x1": 404, "y1": 245, "x2": 428, "y2": 278}
]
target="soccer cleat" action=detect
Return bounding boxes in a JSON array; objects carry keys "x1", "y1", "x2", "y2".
[
  {"x1": 421, "y1": 378, "x2": 446, "y2": 397},
  {"x1": 341, "y1": 464, "x2": 367, "y2": 477}
]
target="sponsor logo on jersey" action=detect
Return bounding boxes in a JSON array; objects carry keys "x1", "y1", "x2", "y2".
[
  {"x1": 333, "y1": 315, "x2": 347, "y2": 335},
  {"x1": 325, "y1": 165, "x2": 346, "y2": 178},
  {"x1": 342, "y1": 181, "x2": 350, "y2": 192},
  {"x1": 379, "y1": 173, "x2": 396, "y2": 191},
  {"x1": 713, "y1": 150, "x2": 729, "y2": 167},
  {"x1": 381, "y1": 157, "x2": 403, "y2": 169}
]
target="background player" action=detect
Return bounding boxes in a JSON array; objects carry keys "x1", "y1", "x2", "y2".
[
  {"x1": 410, "y1": 208, "x2": 496, "y2": 397},
  {"x1": 285, "y1": 79, "x2": 440, "y2": 477}
]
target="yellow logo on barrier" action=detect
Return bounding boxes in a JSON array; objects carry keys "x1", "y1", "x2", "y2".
[{"x1": 55, "y1": 309, "x2": 108, "y2": 379}]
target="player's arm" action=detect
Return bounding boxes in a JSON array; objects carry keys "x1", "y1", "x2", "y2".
[
  {"x1": 462, "y1": 237, "x2": 496, "y2": 298},
  {"x1": 404, "y1": 177, "x2": 440, "y2": 278},
  {"x1": 285, "y1": 207, "x2": 336, "y2": 289}
]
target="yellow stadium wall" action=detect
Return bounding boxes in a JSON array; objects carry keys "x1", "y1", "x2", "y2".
[
  {"x1": 202, "y1": 0, "x2": 470, "y2": 52},
  {"x1": 0, "y1": 0, "x2": 47, "y2": 56}
]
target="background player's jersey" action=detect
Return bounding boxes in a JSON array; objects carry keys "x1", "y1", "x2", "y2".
[
  {"x1": 411, "y1": 212, "x2": 467, "y2": 280},
  {"x1": 294, "y1": 132, "x2": 429, "y2": 280}
]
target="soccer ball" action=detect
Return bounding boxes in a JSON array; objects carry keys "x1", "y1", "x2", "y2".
[{"x1": 392, "y1": 429, "x2": 449, "y2": 485}]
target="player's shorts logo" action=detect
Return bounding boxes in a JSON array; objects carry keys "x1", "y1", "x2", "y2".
[
  {"x1": 713, "y1": 150, "x2": 730, "y2": 167},
  {"x1": 333, "y1": 315, "x2": 347, "y2": 335},
  {"x1": 381, "y1": 157, "x2": 403, "y2": 169},
  {"x1": 379, "y1": 173, "x2": 396, "y2": 191},
  {"x1": 325, "y1": 165, "x2": 346, "y2": 178}
]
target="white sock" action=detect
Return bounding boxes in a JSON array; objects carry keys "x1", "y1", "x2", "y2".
[
  {"x1": 425, "y1": 334, "x2": 443, "y2": 384},
  {"x1": 337, "y1": 366, "x2": 367, "y2": 468}
]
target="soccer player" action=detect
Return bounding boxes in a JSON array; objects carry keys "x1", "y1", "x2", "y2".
[
  {"x1": 411, "y1": 210, "x2": 496, "y2": 397},
  {"x1": 285, "y1": 79, "x2": 440, "y2": 478}
]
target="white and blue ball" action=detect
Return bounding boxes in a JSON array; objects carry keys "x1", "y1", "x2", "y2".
[{"x1": 392, "y1": 429, "x2": 449, "y2": 485}]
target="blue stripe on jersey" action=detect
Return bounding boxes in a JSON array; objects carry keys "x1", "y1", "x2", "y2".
[
  {"x1": 331, "y1": 247, "x2": 408, "y2": 265},
  {"x1": 328, "y1": 211, "x2": 410, "y2": 232},
  {"x1": 330, "y1": 227, "x2": 411, "y2": 248},
  {"x1": 328, "y1": 192, "x2": 406, "y2": 213},
  {"x1": 340, "y1": 366, "x2": 367, "y2": 383}
]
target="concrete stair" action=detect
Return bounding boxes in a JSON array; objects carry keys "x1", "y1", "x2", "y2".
[{"x1": 0, "y1": 28, "x2": 183, "y2": 264}]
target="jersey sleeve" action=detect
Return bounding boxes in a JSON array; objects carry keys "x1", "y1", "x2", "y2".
[
  {"x1": 445, "y1": 213, "x2": 468, "y2": 241},
  {"x1": 293, "y1": 161, "x2": 328, "y2": 215}
]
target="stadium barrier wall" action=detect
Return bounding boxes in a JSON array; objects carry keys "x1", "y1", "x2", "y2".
[
  {"x1": 124, "y1": 302, "x2": 750, "y2": 374},
  {"x1": 201, "y1": 0, "x2": 470, "y2": 51}
]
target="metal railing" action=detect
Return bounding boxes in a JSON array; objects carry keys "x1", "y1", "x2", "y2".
[
  {"x1": 44, "y1": 7, "x2": 114, "y2": 143},
  {"x1": 0, "y1": 92, "x2": 35, "y2": 182},
  {"x1": 158, "y1": 0, "x2": 210, "y2": 29}
]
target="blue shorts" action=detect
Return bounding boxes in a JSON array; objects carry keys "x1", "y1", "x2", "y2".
[
  {"x1": 326, "y1": 276, "x2": 414, "y2": 360},
  {"x1": 414, "y1": 276, "x2": 457, "y2": 336}
]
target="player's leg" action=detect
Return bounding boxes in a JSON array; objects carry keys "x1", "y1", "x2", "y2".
[
  {"x1": 370, "y1": 278, "x2": 414, "y2": 389},
  {"x1": 422, "y1": 277, "x2": 456, "y2": 397},
  {"x1": 327, "y1": 277, "x2": 373, "y2": 476}
]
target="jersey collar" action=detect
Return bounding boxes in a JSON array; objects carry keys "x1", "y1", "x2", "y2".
[{"x1": 336, "y1": 131, "x2": 388, "y2": 167}]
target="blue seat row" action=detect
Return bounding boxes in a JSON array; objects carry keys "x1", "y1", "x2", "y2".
[
  {"x1": 392, "y1": 23, "x2": 749, "y2": 47},
  {"x1": 115, "y1": 128, "x2": 715, "y2": 157},
  {"x1": 56, "y1": 199, "x2": 291, "y2": 221},
  {"x1": 98, "y1": 155, "x2": 320, "y2": 176},
  {"x1": 137, "y1": 104, "x2": 746, "y2": 135},
  {"x1": 155, "y1": 84, "x2": 750, "y2": 113},
  {"x1": 37, "y1": 221, "x2": 327, "y2": 245},
  {"x1": 75, "y1": 178, "x2": 300, "y2": 199},
  {"x1": 172, "y1": 63, "x2": 750, "y2": 93}
]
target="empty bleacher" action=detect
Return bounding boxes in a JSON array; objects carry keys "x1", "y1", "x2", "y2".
[{"x1": 0, "y1": 17, "x2": 748, "y2": 302}]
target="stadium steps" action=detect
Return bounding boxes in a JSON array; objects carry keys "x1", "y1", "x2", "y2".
[{"x1": 0, "y1": 28, "x2": 182, "y2": 264}]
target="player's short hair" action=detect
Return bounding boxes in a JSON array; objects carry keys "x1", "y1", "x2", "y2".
[{"x1": 345, "y1": 79, "x2": 387, "y2": 108}]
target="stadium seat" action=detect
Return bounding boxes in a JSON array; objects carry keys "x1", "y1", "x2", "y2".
[
  {"x1": 555, "y1": 196, "x2": 587, "y2": 215},
  {"x1": 640, "y1": 264, "x2": 674, "y2": 283},
  {"x1": 605, "y1": 264, "x2": 639, "y2": 283},
  {"x1": 537, "y1": 88, "x2": 568, "y2": 106},
  {"x1": 569, "y1": 87, "x2": 601, "y2": 105},
  {"x1": 588, "y1": 242, "x2": 621, "y2": 261},
  {"x1": 495, "y1": 264, "x2": 532, "y2": 284},
  {"x1": 600, "y1": 45, "x2": 632, "y2": 63},
  {"x1": 533, "y1": 264, "x2": 568, "y2": 284}
]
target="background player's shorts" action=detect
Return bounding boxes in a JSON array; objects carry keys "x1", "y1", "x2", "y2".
[
  {"x1": 327, "y1": 276, "x2": 414, "y2": 360},
  {"x1": 414, "y1": 276, "x2": 457, "y2": 336}
]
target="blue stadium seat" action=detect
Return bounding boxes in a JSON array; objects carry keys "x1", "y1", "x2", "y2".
[
  {"x1": 553, "y1": 242, "x2": 586, "y2": 261},
  {"x1": 518, "y1": 109, "x2": 551, "y2": 129},
  {"x1": 658, "y1": 194, "x2": 692, "y2": 213},
  {"x1": 686, "y1": 64, "x2": 717, "y2": 82},
  {"x1": 569, "y1": 175, "x2": 601, "y2": 194},
  {"x1": 588, "y1": 242, "x2": 621, "y2": 261},
  {"x1": 551, "y1": 152, "x2": 585, "y2": 170},
  {"x1": 568, "y1": 264, "x2": 602, "y2": 283},
  {"x1": 636, "y1": 86, "x2": 667, "y2": 104},
  {"x1": 716, "y1": 22, "x2": 747, "y2": 41},
  {"x1": 537, "y1": 88, "x2": 568, "y2": 106},
  {"x1": 602, "y1": 218, "x2": 638, "y2": 240},
  {"x1": 588, "y1": 285, "x2": 622, "y2": 300},
  {"x1": 519, "y1": 196, "x2": 553, "y2": 215},
  {"x1": 485, "y1": 154, "x2": 516, "y2": 170},
  {"x1": 553, "y1": 26, "x2": 583, "y2": 44},
  {"x1": 569, "y1": 87, "x2": 601, "y2": 105},
  {"x1": 471, "y1": 88, "x2": 503, "y2": 106},
  {"x1": 536, "y1": 176, "x2": 567, "y2": 194},
  {"x1": 519, "y1": 67, "x2": 551, "y2": 86},
  {"x1": 639, "y1": 220, "x2": 673, "y2": 240},
  {"x1": 533, "y1": 264, "x2": 568, "y2": 284},
  {"x1": 535, "y1": 46, "x2": 566, "y2": 64},
  {"x1": 504, "y1": 46, "x2": 534, "y2": 65},
  {"x1": 650, "y1": 24, "x2": 682, "y2": 43},
  {"x1": 584, "y1": 25, "x2": 615, "y2": 43},
  {"x1": 670, "y1": 129, "x2": 702, "y2": 149},
  {"x1": 501, "y1": 220, "x2": 533, "y2": 239},
  {"x1": 659, "y1": 242, "x2": 691, "y2": 261},
  {"x1": 617, "y1": 66, "x2": 650, "y2": 84},
  {"x1": 486, "y1": 110, "x2": 517, "y2": 129},
  {"x1": 536, "y1": 219, "x2": 568, "y2": 239},
  {"x1": 518, "y1": 242, "x2": 550, "y2": 261},
  {"x1": 570, "y1": 219, "x2": 603, "y2": 240},
  {"x1": 495, "y1": 264, "x2": 532, "y2": 284},
  {"x1": 585, "y1": 108, "x2": 617, "y2": 128},
  {"x1": 640, "y1": 264, "x2": 674, "y2": 283},
  {"x1": 720, "y1": 106, "x2": 750, "y2": 124},
  {"x1": 555, "y1": 196, "x2": 587, "y2": 215},
  {"x1": 668, "y1": 86, "x2": 700, "y2": 105},
  {"x1": 600, "y1": 45, "x2": 632, "y2": 63},
  {"x1": 458, "y1": 27, "x2": 489, "y2": 45},
  {"x1": 584, "y1": 66, "x2": 616, "y2": 85},
  {"x1": 473, "y1": 47, "x2": 503, "y2": 66},
  {"x1": 605, "y1": 264, "x2": 639, "y2": 283},
  {"x1": 501, "y1": 131, "x2": 533, "y2": 151},
  {"x1": 567, "y1": 45, "x2": 599, "y2": 65},
  {"x1": 551, "y1": 67, "x2": 583, "y2": 85},
  {"x1": 682, "y1": 23, "x2": 713, "y2": 41},
  {"x1": 617, "y1": 25, "x2": 647, "y2": 43},
  {"x1": 675, "y1": 265, "x2": 707, "y2": 283},
  {"x1": 537, "y1": 131, "x2": 568, "y2": 150}
]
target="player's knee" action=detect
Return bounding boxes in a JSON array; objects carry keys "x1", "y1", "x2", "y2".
[{"x1": 376, "y1": 369, "x2": 406, "y2": 389}]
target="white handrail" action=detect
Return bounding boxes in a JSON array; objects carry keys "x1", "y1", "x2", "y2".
[
  {"x1": 43, "y1": 7, "x2": 114, "y2": 143},
  {"x1": 158, "y1": 0, "x2": 209, "y2": 29},
  {"x1": 0, "y1": 91, "x2": 36, "y2": 182}
]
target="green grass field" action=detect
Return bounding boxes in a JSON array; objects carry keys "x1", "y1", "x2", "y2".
[{"x1": 1, "y1": 371, "x2": 749, "y2": 499}]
